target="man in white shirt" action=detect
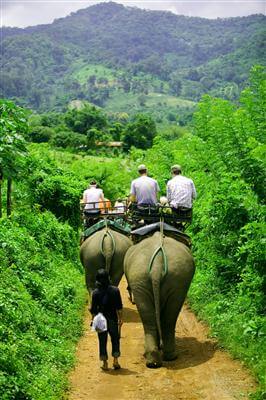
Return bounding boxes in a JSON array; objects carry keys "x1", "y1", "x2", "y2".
[
  {"x1": 167, "y1": 165, "x2": 197, "y2": 209},
  {"x1": 83, "y1": 180, "x2": 104, "y2": 214},
  {"x1": 130, "y1": 164, "x2": 160, "y2": 206}
]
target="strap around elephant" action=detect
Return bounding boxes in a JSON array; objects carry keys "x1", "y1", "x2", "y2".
[
  {"x1": 148, "y1": 218, "x2": 168, "y2": 278},
  {"x1": 148, "y1": 245, "x2": 168, "y2": 278},
  {"x1": 100, "y1": 226, "x2": 116, "y2": 261}
]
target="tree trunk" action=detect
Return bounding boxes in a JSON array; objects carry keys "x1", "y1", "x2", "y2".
[
  {"x1": 0, "y1": 169, "x2": 3, "y2": 219},
  {"x1": 7, "y1": 177, "x2": 12, "y2": 217}
]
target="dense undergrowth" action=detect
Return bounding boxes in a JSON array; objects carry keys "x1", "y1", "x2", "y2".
[
  {"x1": 139, "y1": 66, "x2": 265, "y2": 399},
  {"x1": 0, "y1": 133, "x2": 133, "y2": 399},
  {"x1": 0, "y1": 66, "x2": 265, "y2": 399},
  {"x1": 0, "y1": 211, "x2": 86, "y2": 399}
]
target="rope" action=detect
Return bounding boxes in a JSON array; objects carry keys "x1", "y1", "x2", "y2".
[{"x1": 148, "y1": 217, "x2": 168, "y2": 278}]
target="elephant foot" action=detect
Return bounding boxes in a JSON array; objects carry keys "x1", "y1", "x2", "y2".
[
  {"x1": 163, "y1": 351, "x2": 178, "y2": 361},
  {"x1": 146, "y1": 361, "x2": 162, "y2": 369},
  {"x1": 145, "y1": 350, "x2": 162, "y2": 368}
]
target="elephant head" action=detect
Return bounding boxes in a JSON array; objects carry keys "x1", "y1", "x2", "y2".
[{"x1": 124, "y1": 231, "x2": 195, "y2": 368}]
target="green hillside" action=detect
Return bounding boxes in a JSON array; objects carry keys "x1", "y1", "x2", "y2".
[{"x1": 1, "y1": 2, "x2": 265, "y2": 112}]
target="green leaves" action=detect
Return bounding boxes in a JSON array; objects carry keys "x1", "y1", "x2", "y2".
[
  {"x1": 193, "y1": 68, "x2": 266, "y2": 202},
  {"x1": 0, "y1": 211, "x2": 86, "y2": 400},
  {"x1": 137, "y1": 68, "x2": 265, "y2": 394},
  {"x1": 122, "y1": 113, "x2": 157, "y2": 151},
  {"x1": 0, "y1": 100, "x2": 28, "y2": 175}
]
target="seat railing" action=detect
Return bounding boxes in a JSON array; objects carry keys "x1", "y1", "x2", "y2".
[{"x1": 80, "y1": 200, "x2": 192, "y2": 226}]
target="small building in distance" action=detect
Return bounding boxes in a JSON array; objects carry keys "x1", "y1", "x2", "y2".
[{"x1": 96, "y1": 141, "x2": 123, "y2": 148}]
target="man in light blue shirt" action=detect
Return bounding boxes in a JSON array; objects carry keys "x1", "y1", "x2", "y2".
[{"x1": 130, "y1": 164, "x2": 160, "y2": 206}]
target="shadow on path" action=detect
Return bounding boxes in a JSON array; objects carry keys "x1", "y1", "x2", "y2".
[
  {"x1": 164, "y1": 336, "x2": 217, "y2": 370},
  {"x1": 123, "y1": 306, "x2": 140, "y2": 323},
  {"x1": 101, "y1": 367, "x2": 138, "y2": 376}
]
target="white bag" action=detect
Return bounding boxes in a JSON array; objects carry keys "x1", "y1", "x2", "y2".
[{"x1": 91, "y1": 313, "x2": 107, "y2": 333}]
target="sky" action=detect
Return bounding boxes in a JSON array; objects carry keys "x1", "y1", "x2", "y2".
[{"x1": 1, "y1": 0, "x2": 265, "y2": 28}]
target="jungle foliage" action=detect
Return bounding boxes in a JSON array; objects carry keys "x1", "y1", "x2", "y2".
[
  {"x1": 0, "y1": 211, "x2": 86, "y2": 400},
  {"x1": 0, "y1": 66, "x2": 265, "y2": 399},
  {"x1": 137, "y1": 66, "x2": 265, "y2": 398},
  {"x1": 0, "y1": 100, "x2": 28, "y2": 217},
  {"x1": 28, "y1": 103, "x2": 158, "y2": 153},
  {"x1": 1, "y1": 3, "x2": 265, "y2": 111}
]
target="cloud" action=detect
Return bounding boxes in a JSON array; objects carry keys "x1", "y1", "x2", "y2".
[
  {"x1": 162, "y1": 0, "x2": 266, "y2": 19},
  {"x1": 1, "y1": 0, "x2": 265, "y2": 27}
]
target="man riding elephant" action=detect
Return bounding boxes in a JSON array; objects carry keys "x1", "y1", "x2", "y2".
[{"x1": 129, "y1": 164, "x2": 160, "y2": 226}]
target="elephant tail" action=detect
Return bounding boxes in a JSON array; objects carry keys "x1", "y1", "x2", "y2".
[
  {"x1": 100, "y1": 229, "x2": 116, "y2": 274},
  {"x1": 149, "y1": 244, "x2": 168, "y2": 349}
]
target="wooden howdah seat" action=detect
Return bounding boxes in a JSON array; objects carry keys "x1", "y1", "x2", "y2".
[{"x1": 81, "y1": 200, "x2": 193, "y2": 231}]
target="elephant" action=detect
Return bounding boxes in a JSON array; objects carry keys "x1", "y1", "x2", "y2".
[
  {"x1": 80, "y1": 226, "x2": 132, "y2": 292},
  {"x1": 124, "y1": 231, "x2": 195, "y2": 368}
]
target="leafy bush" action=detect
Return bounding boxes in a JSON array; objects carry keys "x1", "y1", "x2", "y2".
[
  {"x1": 30, "y1": 173, "x2": 83, "y2": 229},
  {"x1": 122, "y1": 113, "x2": 157, "y2": 151},
  {"x1": 29, "y1": 126, "x2": 55, "y2": 143},
  {"x1": 0, "y1": 211, "x2": 86, "y2": 400},
  {"x1": 51, "y1": 131, "x2": 87, "y2": 149},
  {"x1": 141, "y1": 67, "x2": 265, "y2": 395},
  {"x1": 64, "y1": 104, "x2": 107, "y2": 134}
]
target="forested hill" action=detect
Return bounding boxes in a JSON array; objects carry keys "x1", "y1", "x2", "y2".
[{"x1": 1, "y1": 2, "x2": 265, "y2": 111}]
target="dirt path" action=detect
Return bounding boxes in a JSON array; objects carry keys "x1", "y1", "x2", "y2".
[{"x1": 67, "y1": 278, "x2": 257, "y2": 400}]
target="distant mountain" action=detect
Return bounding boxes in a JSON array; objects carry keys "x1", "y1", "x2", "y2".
[{"x1": 1, "y1": 2, "x2": 265, "y2": 111}]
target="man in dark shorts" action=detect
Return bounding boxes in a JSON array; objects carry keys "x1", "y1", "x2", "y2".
[{"x1": 90, "y1": 269, "x2": 123, "y2": 370}]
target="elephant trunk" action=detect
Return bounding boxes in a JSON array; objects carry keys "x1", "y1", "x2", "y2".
[{"x1": 101, "y1": 229, "x2": 116, "y2": 274}]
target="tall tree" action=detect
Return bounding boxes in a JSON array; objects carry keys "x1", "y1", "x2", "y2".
[
  {"x1": 122, "y1": 114, "x2": 157, "y2": 151},
  {"x1": 0, "y1": 100, "x2": 28, "y2": 217}
]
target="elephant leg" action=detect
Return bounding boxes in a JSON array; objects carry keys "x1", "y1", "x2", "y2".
[
  {"x1": 161, "y1": 291, "x2": 185, "y2": 361},
  {"x1": 134, "y1": 288, "x2": 162, "y2": 368},
  {"x1": 85, "y1": 268, "x2": 97, "y2": 293},
  {"x1": 110, "y1": 269, "x2": 123, "y2": 287},
  {"x1": 85, "y1": 271, "x2": 92, "y2": 292}
]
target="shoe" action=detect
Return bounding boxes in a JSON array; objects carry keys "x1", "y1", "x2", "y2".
[
  {"x1": 101, "y1": 361, "x2": 108, "y2": 371},
  {"x1": 113, "y1": 363, "x2": 121, "y2": 370}
]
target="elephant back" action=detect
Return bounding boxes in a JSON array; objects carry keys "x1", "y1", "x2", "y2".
[{"x1": 131, "y1": 221, "x2": 191, "y2": 248}]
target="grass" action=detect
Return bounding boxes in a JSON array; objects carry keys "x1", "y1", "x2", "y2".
[
  {"x1": 146, "y1": 92, "x2": 195, "y2": 108},
  {"x1": 0, "y1": 212, "x2": 87, "y2": 400},
  {"x1": 104, "y1": 89, "x2": 195, "y2": 121},
  {"x1": 67, "y1": 62, "x2": 196, "y2": 124},
  {"x1": 71, "y1": 63, "x2": 118, "y2": 85},
  {"x1": 188, "y1": 269, "x2": 266, "y2": 400}
]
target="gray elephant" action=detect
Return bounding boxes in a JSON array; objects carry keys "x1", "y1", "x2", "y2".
[
  {"x1": 80, "y1": 226, "x2": 132, "y2": 292},
  {"x1": 124, "y1": 231, "x2": 195, "y2": 368}
]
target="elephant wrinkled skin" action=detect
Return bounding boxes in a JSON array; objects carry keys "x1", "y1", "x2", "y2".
[
  {"x1": 124, "y1": 231, "x2": 195, "y2": 368},
  {"x1": 80, "y1": 228, "x2": 132, "y2": 292}
]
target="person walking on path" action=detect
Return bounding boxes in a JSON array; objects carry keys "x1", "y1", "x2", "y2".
[{"x1": 90, "y1": 269, "x2": 123, "y2": 371}]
